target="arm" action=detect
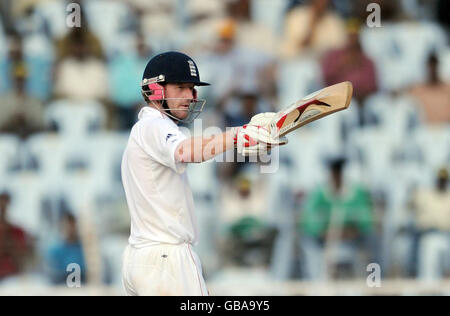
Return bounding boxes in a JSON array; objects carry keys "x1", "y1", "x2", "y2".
[
  {"x1": 175, "y1": 128, "x2": 238, "y2": 163},
  {"x1": 174, "y1": 114, "x2": 289, "y2": 163}
]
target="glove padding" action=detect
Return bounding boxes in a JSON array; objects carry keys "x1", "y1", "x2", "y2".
[
  {"x1": 247, "y1": 112, "x2": 288, "y2": 145},
  {"x1": 235, "y1": 112, "x2": 288, "y2": 157},
  {"x1": 236, "y1": 126, "x2": 274, "y2": 156}
]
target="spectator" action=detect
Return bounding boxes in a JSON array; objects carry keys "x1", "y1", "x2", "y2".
[
  {"x1": 412, "y1": 167, "x2": 450, "y2": 281},
  {"x1": 134, "y1": 0, "x2": 179, "y2": 51},
  {"x1": 0, "y1": 56, "x2": 46, "y2": 139},
  {"x1": 409, "y1": 53, "x2": 450, "y2": 126},
  {"x1": 53, "y1": 28, "x2": 109, "y2": 102},
  {"x1": 12, "y1": 1, "x2": 52, "y2": 38},
  {"x1": 3, "y1": 32, "x2": 53, "y2": 101},
  {"x1": 55, "y1": 6, "x2": 104, "y2": 61},
  {"x1": 354, "y1": 0, "x2": 401, "y2": 23},
  {"x1": 225, "y1": 0, "x2": 278, "y2": 55},
  {"x1": 183, "y1": 0, "x2": 225, "y2": 54},
  {"x1": 220, "y1": 175, "x2": 275, "y2": 267},
  {"x1": 108, "y1": 34, "x2": 152, "y2": 130},
  {"x1": 0, "y1": 192, "x2": 31, "y2": 280},
  {"x1": 198, "y1": 18, "x2": 275, "y2": 117},
  {"x1": 280, "y1": 0, "x2": 346, "y2": 59},
  {"x1": 45, "y1": 212, "x2": 86, "y2": 284},
  {"x1": 299, "y1": 157, "x2": 375, "y2": 279},
  {"x1": 321, "y1": 19, "x2": 378, "y2": 104}
]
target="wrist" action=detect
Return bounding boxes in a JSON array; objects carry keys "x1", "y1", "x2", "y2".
[{"x1": 231, "y1": 126, "x2": 241, "y2": 146}]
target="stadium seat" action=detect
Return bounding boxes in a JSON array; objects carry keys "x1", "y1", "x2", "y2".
[
  {"x1": 25, "y1": 132, "x2": 69, "y2": 194},
  {"x1": 250, "y1": 0, "x2": 289, "y2": 35},
  {"x1": 277, "y1": 58, "x2": 323, "y2": 112},
  {"x1": 5, "y1": 171, "x2": 45, "y2": 237},
  {"x1": 360, "y1": 24, "x2": 395, "y2": 63},
  {"x1": 0, "y1": 15, "x2": 4, "y2": 46},
  {"x1": 364, "y1": 93, "x2": 421, "y2": 145},
  {"x1": 439, "y1": 48, "x2": 450, "y2": 82},
  {"x1": 45, "y1": 99, "x2": 106, "y2": 137},
  {"x1": 283, "y1": 129, "x2": 329, "y2": 192},
  {"x1": 99, "y1": 234, "x2": 129, "y2": 286},
  {"x1": 45, "y1": 99, "x2": 106, "y2": 170},
  {"x1": 263, "y1": 161, "x2": 298, "y2": 280},
  {"x1": 60, "y1": 169, "x2": 97, "y2": 216},
  {"x1": 84, "y1": 0, "x2": 134, "y2": 57},
  {"x1": 347, "y1": 127, "x2": 396, "y2": 191},
  {"x1": 313, "y1": 109, "x2": 346, "y2": 150},
  {"x1": 0, "y1": 59, "x2": 7, "y2": 94},
  {"x1": 412, "y1": 126, "x2": 450, "y2": 172},
  {"x1": 361, "y1": 22, "x2": 447, "y2": 91},
  {"x1": 186, "y1": 159, "x2": 219, "y2": 267},
  {"x1": 394, "y1": 22, "x2": 447, "y2": 84},
  {"x1": 34, "y1": 0, "x2": 68, "y2": 39},
  {"x1": 0, "y1": 16, "x2": 6, "y2": 84},
  {"x1": 24, "y1": 55, "x2": 53, "y2": 101},
  {"x1": 0, "y1": 25, "x2": 7, "y2": 93},
  {"x1": 186, "y1": 160, "x2": 218, "y2": 198},
  {"x1": 84, "y1": 131, "x2": 129, "y2": 197},
  {"x1": 23, "y1": 33, "x2": 54, "y2": 60},
  {"x1": 378, "y1": 172, "x2": 416, "y2": 275}
]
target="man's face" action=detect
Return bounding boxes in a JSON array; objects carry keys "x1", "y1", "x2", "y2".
[{"x1": 164, "y1": 83, "x2": 195, "y2": 120}]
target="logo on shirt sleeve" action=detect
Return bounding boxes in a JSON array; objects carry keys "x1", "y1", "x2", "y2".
[
  {"x1": 166, "y1": 133, "x2": 174, "y2": 142},
  {"x1": 165, "y1": 133, "x2": 179, "y2": 144}
]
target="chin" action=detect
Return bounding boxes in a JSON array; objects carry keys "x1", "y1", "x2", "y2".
[
  {"x1": 174, "y1": 113, "x2": 188, "y2": 121},
  {"x1": 178, "y1": 110, "x2": 189, "y2": 119}
]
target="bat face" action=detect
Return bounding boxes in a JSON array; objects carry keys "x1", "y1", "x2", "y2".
[{"x1": 271, "y1": 82, "x2": 353, "y2": 137}]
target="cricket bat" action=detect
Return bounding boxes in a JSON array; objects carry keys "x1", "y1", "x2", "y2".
[{"x1": 270, "y1": 81, "x2": 353, "y2": 137}]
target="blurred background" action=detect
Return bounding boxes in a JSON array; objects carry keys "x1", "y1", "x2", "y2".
[{"x1": 0, "y1": 0, "x2": 449, "y2": 295}]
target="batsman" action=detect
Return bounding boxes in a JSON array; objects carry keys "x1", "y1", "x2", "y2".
[{"x1": 120, "y1": 51, "x2": 287, "y2": 296}]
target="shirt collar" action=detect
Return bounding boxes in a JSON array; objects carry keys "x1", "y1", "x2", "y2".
[{"x1": 138, "y1": 106, "x2": 164, "y2": 120}]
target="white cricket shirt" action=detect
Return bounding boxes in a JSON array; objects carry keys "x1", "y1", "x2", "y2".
[{"x1": 121, "y1": 106, "x2": 198, "y2": 248}]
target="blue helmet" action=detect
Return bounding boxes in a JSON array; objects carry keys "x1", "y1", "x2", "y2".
[{"x1": 142, "y1": 51, "x2": 210, "y2": 87}]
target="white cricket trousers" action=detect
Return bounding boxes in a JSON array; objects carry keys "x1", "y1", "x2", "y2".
[{"x1": 122, "y1": 243, "x2": 209, "y2": 296}]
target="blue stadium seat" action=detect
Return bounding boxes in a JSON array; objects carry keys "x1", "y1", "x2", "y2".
[
  {"x1": 0, "y1": 17, "x2": 6, "y2": 93},
  {"x1": 25, "y1": 55, "x2": 53, "y2": 101}
]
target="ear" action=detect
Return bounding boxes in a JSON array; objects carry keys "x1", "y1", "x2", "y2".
[{"x1": 193, "y1": 88, "x2": 198, "y2": 101}]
